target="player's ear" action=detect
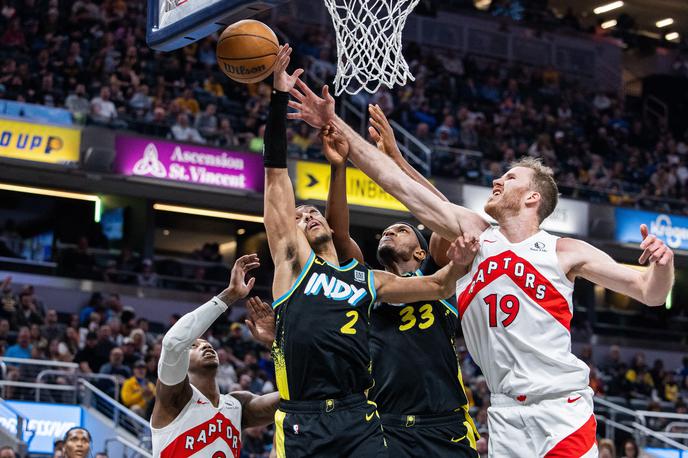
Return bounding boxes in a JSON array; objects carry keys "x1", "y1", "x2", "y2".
[
  {"x1": 525, "y1": 191, "x2": 540, "y2": 207},
  {"x1": 413, "y1": 248, "x2": 427, "y2": 263}
]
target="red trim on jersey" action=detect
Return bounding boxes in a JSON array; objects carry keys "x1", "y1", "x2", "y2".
[
  {"x1": 160, "y1": 412, "x2": 242, "y2": 458},
  {"x1": 544, "y1": 414, "x2": 597, "y2": 457},
  {"x1": 458, "y1": 250, "x2": 572, "y2": 331}
]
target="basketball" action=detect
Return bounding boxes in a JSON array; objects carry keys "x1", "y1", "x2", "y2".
[{"x1": 216, "y1": 19, "x2": 279, "y2": 84}]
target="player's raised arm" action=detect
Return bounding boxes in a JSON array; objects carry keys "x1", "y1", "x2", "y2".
[
  {"x1": 368, "y1": 104, "x2": 455, "y2": 266},
  {"x1": 151, "y1": 254, "x2": 260, "y2": 429},
  {"x1": 287, "y1": 80, "x2": 490, "y2": 241},
  {"x1": 262, "y1": 45, "x2": 312, "y2": 299},
  {"x1": 321, "y1": 124, "x2": 365, "y2": 263},
  {"x1": 374, "y1": 235, "x2": 478, "y2": 304},
  {"x1": 560, "y1": 224, "x2": 674, "y2": 307}
]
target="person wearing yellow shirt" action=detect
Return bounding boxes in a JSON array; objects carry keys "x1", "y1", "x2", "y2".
[
  {"x1": 121, "y1": 360, "x2": 156, "y2": 417},
  {"x1": 174, "y1": 88, "x2": 200, "y2": 115}
]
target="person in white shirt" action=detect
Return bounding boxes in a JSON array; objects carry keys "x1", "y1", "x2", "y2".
[
  {"x1": 170, "y1": 113, "x2": 206, "y2": 144},
  {"x1": 90, "y1": 86, "x2": 118, "y2": 123}
]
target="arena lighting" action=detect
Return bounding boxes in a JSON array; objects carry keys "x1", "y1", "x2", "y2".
[
  {"x1": 152, "y1": 203, "x2": 264, "y2": 223},
  {"x1": 601, "y1": 19, "x2": 617, "y2": 29},
  {"x1": 593, "y1": 1, "x2": 623, "y2": 15},
  {"x1": 0, "y1": 183, "x2": 101, "y2": 222},
  {"x1": 666, "y1": 32, "x2": 680, "y2": 41},
  {"x1": 655, "y1": 18, "x2": 674, "y2": 28}
]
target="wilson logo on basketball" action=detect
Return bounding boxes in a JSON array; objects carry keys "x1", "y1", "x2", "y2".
[{"x1": 222, "y1": 63, "x2": 267, "y2": 75}]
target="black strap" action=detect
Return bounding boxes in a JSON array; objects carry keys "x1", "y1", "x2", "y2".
[{"x1": 263, "y1": 89, "x2": 289, "y2": 169}]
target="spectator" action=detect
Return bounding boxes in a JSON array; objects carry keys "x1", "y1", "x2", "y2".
[
  {"x1": 136, "y1": 259, "x2": 159, "y2": 288},
  {"x1": 170, "y1": 113, "x2": 205, "y2": 144},
  {"x1": 195, "y1": 103, "x2": 219, "y2": 139},
  {"x1": 14, "y1": 291, "x2": 43, "y2": 327},
  {"x1": 598, "y1": 439, "x2": 615, "y2": 458},
  {"x1": 174, "y1": 88, "x2": 200, "y2": 115},
  {"x1": 121, "y1": 337, "x2": 141, "y2": 367},
  {"x1": 216, "y1": 118, "x2": 239, "y2": 148},
  {"x1": 90, "y1": 86, "x2": 118, "y2": 124},
  {"x1": 42, "y1": 309, "x2": 66, "y2": 342},
  {"x1": 621, "y1": 438, "x2": 640, "y2": 458},
  {"x1": 216, "y1": 347, "x2": 238, "y2": 393},
  {"x1": 74, "y1": 332, "x2": 101, "y2": 373},
  {"x1": 121, "y1": 360, "x2": 156, "y2": 417},
  {"x1": 5, "y1": 327, "x2": 31, "y2": 359},
  {"x1": 0, "y1": 446, "x2": 16, "y2": 458},
  {"x1": 99, "y1": 347, "x2": 132, "y2": 379},
  {"x1": 64, "y1": 84, "x2": 90, "y2": 124}
]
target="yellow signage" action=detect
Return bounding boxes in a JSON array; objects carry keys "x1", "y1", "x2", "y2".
[
  {"x1": 296, "y1": 161, "x2": 408, "y2": 212},
  {"x1": 0, "y1": 118, "x2": 80, "y2": 165}
]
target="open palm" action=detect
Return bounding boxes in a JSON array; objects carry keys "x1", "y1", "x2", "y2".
[
  {"x1": 228, "y1": 254, "x2": 260, "y2": 299},
  {"x1": 287, "y1": 79, "x2": 336, "y2": 128}
]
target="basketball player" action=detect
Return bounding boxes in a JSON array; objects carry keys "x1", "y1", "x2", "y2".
[
  {"x1": 62, "y1": 427, "x2": 92, "y2": 458},
  {"x1": 151, "y1": 254, "x2": 280, "y2": 458},
  {"x1": 320, "y1": 121, "x2": 479, "y2": 458},
  {"x1": 287, "y1": 81, "x2": 675, "y2": 457},
  {"x1": 265, "y1": 44, "x2": 473, "y2": 458}
]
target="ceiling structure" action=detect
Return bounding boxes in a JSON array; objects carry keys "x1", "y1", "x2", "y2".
[{"x1": 547, "y1": 0, "x2": 687, "y2": 39}]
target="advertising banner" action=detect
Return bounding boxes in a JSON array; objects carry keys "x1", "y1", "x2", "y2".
[
  {"x1": 296, "y1": 161, "x2": 408, "y2": 212},
  {"x1": 0, "y1": 401, "x2": 82, "y2": 454},
  {"x1": 114, "y1": 135, "x2": 264, "y2": 193},
  {"x1": 0, "y1": 118, "x2": 80, "y2": 165},
  {"x1": 615, "y1": 208, "x2": 688, "y2": 250},
  {"x1": 462, "y1": 184, "x2": 589, "y2": 236}
]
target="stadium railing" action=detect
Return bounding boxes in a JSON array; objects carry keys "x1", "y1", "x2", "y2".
[
  {"x1": 105, "y1": 436, "x2": 153, "y2": 458},
  {"x1": 339, "y1": 99, "x2": 432, "y2": 176},
  {"x1": 596, "y1": 396, "x2": 688, "y2": 450},
  {"x1": 0, "y1": 396, "x2": 28, "y2": 454},
  {"x1": 81, "y1": 379, "x2": 152, "y2": 453}
]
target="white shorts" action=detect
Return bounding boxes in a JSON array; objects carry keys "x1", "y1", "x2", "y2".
[{"x1": 487, "y1": 387, "x2": 598, "y2": 458}]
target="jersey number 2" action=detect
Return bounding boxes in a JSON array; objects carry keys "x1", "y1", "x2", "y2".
[
  {"x1": 340, "y1": 310, "x2": 359, "y2": 335},
  {"x1": 484, "y1": 294, "x2": 520, "y2": 327}
]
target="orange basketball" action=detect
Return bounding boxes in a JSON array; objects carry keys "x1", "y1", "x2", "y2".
[{"x1": 216, "y1": 20, "x2": 279, "y2": 84}]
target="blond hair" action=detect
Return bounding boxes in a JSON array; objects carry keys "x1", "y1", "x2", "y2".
[{"x1": 510, "y1": 157, "x2": 558, "y2": 223}]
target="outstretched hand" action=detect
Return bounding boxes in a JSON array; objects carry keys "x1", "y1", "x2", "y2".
[
  {"x1": 227, "y1": 254, "x2": 261, "y2": 300},
  {"x1": 638, "y1": 224, "x2": 673, "y2": 266},
  {"x1": 368, "y1": 104, "x2": 400, "y2": 159},
  {"x1": 446, "y1": 234, "x2": 480, "y2": 268},
  {"x1": 287, "y1": 79, "x2": 335, "y2": 128},
  {"x1": 320, "y1": 123, "x2": 350, "y2": 167},
  {"x1": 245, "y1": 296, "x2": 276, "y2": 347},
  {"x1": 273, "y1": 44, "x2": 304, "y2": 93}
]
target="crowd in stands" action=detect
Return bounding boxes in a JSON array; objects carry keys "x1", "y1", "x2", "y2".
[
  {"x1": 0, "y1": 0, "x2": 687, "y2": 214},
  {"x1": 0, "y1": 274, "x2": 276, "y2": 456}
]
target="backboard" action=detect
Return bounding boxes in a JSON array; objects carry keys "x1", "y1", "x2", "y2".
[{"x1": 147, "y1": 0, "x2": 287, "y2": 51}]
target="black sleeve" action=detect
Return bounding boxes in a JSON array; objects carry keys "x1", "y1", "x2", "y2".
[{"x1": 263, "y1": 89, "x2": 289, "y2": 168}]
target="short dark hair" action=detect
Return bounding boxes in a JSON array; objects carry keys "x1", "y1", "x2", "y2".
[{"x1": 510, "y1": 157, "x2": 558, "y2": 223}]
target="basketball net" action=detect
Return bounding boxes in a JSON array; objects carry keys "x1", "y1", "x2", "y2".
[{"x1": 323, "y1": 0, "x2": 419, "y2": 95}]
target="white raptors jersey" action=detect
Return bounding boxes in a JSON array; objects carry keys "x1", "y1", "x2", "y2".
[
  {"x1": 152, "y1": 385, "x2": 242, "y2": 458},
  {"x1": 456, "y1": 227, "x2": 589, "y2": 397}
]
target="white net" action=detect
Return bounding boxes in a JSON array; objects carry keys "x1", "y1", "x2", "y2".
[{"x1": 323, "y1": 0, "x2": 419, "y2": 95}]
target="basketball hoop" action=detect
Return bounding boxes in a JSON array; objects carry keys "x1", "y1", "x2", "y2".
[{"x1": 323, "y1": 0, "x2": 419, "y2": 96}]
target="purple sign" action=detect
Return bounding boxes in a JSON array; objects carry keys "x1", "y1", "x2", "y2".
[{"x1": 113, "y1": 136, "x2": 264, "y2": 192}]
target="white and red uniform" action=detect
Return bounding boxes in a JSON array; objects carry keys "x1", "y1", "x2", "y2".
[
  {"x1": 152, "y1": 385, "x2": 243, "y2": 458},
  {"x1": 457, "y1": 227, "x2": 597, "y2": 457}
]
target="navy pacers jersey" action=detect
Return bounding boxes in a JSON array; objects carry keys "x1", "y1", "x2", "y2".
[
  {"x1": 368, "y1": 259, "x2": 470, "y2": 415},
  {"x1": 272, "y1": 251, "x2": 376, "y2": 401}
]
